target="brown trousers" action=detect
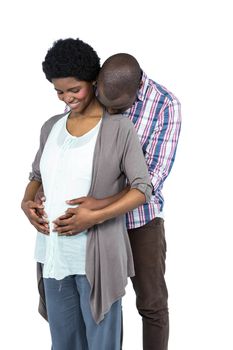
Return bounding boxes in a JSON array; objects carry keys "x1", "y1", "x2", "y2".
[{"x1": 128, "y1": 218, "x2": 169, "y2": 350}]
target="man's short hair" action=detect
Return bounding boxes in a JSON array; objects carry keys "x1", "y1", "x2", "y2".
[{"x1": 98, "y1": 53, "x2": 141, "y2": 100}]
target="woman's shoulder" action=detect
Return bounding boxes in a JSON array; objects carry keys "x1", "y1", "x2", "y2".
[
  {"x1": 41, "y1": 112, "x2": 67, "y2": 131},
  {"x1": 40, "y1": 112, "x2": 68, "y2": 140},
  {"x1": 102, "y1": 113, "x2": 138, "y2": 150},
  {"x1": 104, "y1": 113, "x2": 134, "y2": 131}
]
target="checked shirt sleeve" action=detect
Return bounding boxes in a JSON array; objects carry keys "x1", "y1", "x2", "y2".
[{"x1": 146, "y1": 98, "x2": 181, "y2": 194}]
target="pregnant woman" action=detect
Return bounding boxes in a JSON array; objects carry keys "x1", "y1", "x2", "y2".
[{"x1": 21, "y1": 37, "x2": 152, "y2": 350}]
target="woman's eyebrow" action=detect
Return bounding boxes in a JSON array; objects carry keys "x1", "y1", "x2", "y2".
[{"x1": 54, "y1": 85, "x2": 80, "y2": 92}]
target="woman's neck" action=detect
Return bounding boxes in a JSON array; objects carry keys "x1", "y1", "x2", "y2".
[
  {"x1": 67, "y1": 98, "x2": 104, "y2": 137},
  {"x1": 69, "y1": 98, "x2": 103, "y2": 120}
]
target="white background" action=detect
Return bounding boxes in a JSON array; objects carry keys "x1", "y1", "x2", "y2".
[{"x1": 1, "y1": 0, "x2": 232, "y2": 349}]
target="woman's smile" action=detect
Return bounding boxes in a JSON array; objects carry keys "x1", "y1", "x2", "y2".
[{"x1": 67, "y1": 100, "x2": 81, "y2": 110}]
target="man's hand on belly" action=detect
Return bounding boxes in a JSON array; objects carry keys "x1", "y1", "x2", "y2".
[{"x1": 53, "y1": 206, "x2": 100, "y2": 236}]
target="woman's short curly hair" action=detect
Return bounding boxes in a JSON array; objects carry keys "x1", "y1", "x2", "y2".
[{"x1": 42, "y1": 38, "x2": 100, "y2": 82}]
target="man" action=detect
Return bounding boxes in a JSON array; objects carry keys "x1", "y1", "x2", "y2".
[
  {"x1": 36, "y1": 53, "x2": 181, "y2": 349},
  {"x1": 95, "y1": 54, "x2": 181, "y2": 350}
]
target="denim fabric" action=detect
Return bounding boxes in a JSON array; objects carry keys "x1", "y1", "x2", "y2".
[{"x1": 43, "y1": 275, "x2": 122, "y2": 350}]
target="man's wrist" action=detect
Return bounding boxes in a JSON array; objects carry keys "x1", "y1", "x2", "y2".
[{"x1": 93, "y1": 209, "x2": 106, "y2": 225}]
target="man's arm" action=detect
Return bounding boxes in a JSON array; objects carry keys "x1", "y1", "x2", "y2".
[
  {"x1": 53, "y1": 117, "x2": 152, "y2": 236},
  {"x1": 21, "y1": 180, "x2": 49, "y2": 234},
  {"x1": 53, "y1": 188, "x2": 146, "y2": 235},
  {"x1": 66, "y1": 186, "x2": 130, "y2": 210},
  {"x1": 147, "y1": 98, "x2": 181, "y2": 194}
]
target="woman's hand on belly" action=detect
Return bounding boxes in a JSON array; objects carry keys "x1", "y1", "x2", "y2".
[
  {"x1": 21, "y1": 200, "x2": 50, "y2": 235},
  {"x1": 52, "y1": 206, "x2": 99, "y2": 236}
]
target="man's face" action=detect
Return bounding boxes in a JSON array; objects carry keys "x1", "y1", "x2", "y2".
[{"x1": 96, "y1": 83, "x2": 136, "y2": 114}]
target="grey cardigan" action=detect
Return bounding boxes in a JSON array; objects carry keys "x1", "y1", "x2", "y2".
[{"x1": 30, "y1": 111, "x2": 152, "y2": 324}]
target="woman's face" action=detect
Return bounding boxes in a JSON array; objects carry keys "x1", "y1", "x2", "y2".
[{"x1": 52, "y1": 77, "x2": 95, "y2": 114}]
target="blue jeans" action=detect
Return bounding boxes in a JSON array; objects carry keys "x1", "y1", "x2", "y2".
[{"x1": 43, "y1": 275, "x2": 122, "y2": 350}]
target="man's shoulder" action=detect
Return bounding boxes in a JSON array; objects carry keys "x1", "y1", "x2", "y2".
[
  {"x1": 142, "y1": 71, "x2": 180, "y2": 104},
  {"x1": 154, "y1": 81, "x2": 180, "y2": 104}
]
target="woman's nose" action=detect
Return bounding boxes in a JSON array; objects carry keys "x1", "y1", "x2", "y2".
[{"x1": 64, "y1": 95, "x2": 74, "y2": 103}]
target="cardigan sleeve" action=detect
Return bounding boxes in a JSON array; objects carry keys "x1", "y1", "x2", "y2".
[
  {"x1": 29, "y1": 113, "x2": 66, "y2": 182},
  {"x1": 29, "y1": 123, "x2": 46, "y2": 182},
  {"x1": 118, "y1": 118, "x2": 152, "y2": 202}
]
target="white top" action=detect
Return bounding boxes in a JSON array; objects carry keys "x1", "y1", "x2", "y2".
[{"x1": 34, "y1": 114, "x2": 101, "y2": 280}]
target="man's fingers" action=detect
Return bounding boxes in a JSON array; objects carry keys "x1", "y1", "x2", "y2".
[
  {"x1": 53, "y1": 216, "x2": 73, "y2": 227},
  {"x1": 55, "y1": 225, "x2": 73, "y2": 235},
  {"x1": 66, "y1": 207, "x2": 77, "y2": 215},
  {"x1": 54, "y1": 213, "x2": 73, "y2": 222},
  {"x1": 66, "y1": 197, "x2": 86, "y2": 205}
]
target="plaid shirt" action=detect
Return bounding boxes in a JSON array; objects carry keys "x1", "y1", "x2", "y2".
[
  {"x1": 64, "y1": 71, "x2": 181, "y2": 229},
  {"x1": 124, "y1": 71, "x2": 181, "y2": 229}
]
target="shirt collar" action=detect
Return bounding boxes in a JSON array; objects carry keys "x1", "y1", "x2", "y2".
[{"x1": 137, "y1": 70, "x2": 149, "y2": 102}]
